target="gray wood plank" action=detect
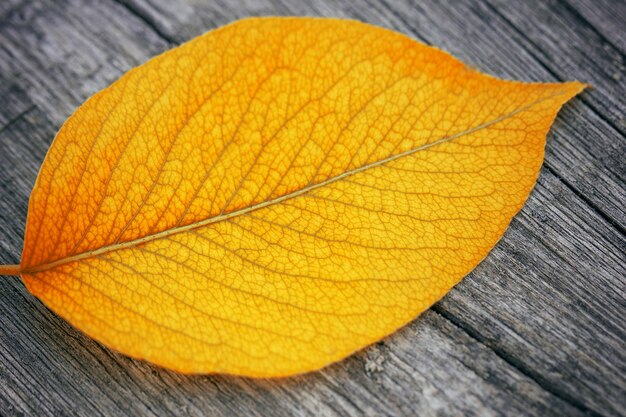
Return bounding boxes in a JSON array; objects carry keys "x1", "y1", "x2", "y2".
[
  {"x1": 0, "y1": 0, "x2": 169, "y2": 124},
  {"x1": 0, "y1": 0, "x2": 624, "y2": 416},
  {"x1": 436, "y1": 170, "x2": 626, "y2": 416},
  {"x1": 482, "y1": 0, "x2": 626, "y2": 134},
  {"x1": 564, "y1": 0, "x2": 626, "y2": 55}
]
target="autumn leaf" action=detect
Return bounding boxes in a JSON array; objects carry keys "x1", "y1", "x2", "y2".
[{"x1": 0, "y1": 17, "x2": 584, "y2": 377}]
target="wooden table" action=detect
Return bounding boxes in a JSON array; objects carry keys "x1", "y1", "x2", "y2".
[{"x1": 0, "y1": 1, "x2": 624, "y2": 416}]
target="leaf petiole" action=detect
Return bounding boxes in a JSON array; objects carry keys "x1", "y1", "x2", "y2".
[{"x1": 0, "y1": 264, "x2": 21, "y2": 276}]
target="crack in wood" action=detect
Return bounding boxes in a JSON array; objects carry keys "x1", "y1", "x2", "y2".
[{"x1": 430, "y1": 305, "x2": 606, "y2": 417}]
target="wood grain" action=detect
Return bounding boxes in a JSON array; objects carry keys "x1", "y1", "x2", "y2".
[{"x1": 0, "y1": 0, "x2": 623, "y2": 416}]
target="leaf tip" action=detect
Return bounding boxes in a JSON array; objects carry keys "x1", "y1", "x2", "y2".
[{"x1": 563, "y1": 80, "x2": 589, "y2": 98}]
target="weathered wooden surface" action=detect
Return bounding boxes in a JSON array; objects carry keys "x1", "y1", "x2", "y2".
[{"x1": 0, "y1": 0, "x2": 624, "y2": 416}]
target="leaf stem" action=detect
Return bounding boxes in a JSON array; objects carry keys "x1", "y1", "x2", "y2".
[{"x1": 0, "y1": 264, "x2": 21, "y2": 276}]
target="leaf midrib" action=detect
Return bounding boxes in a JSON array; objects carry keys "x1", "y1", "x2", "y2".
[{"x1": 23, "y1": 92, "x2": 563, "y2": 274}]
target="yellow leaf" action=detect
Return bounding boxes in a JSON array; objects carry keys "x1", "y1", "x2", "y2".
[{"x1": 8, "y1": 17, "x2": 583, "y2": 376}]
